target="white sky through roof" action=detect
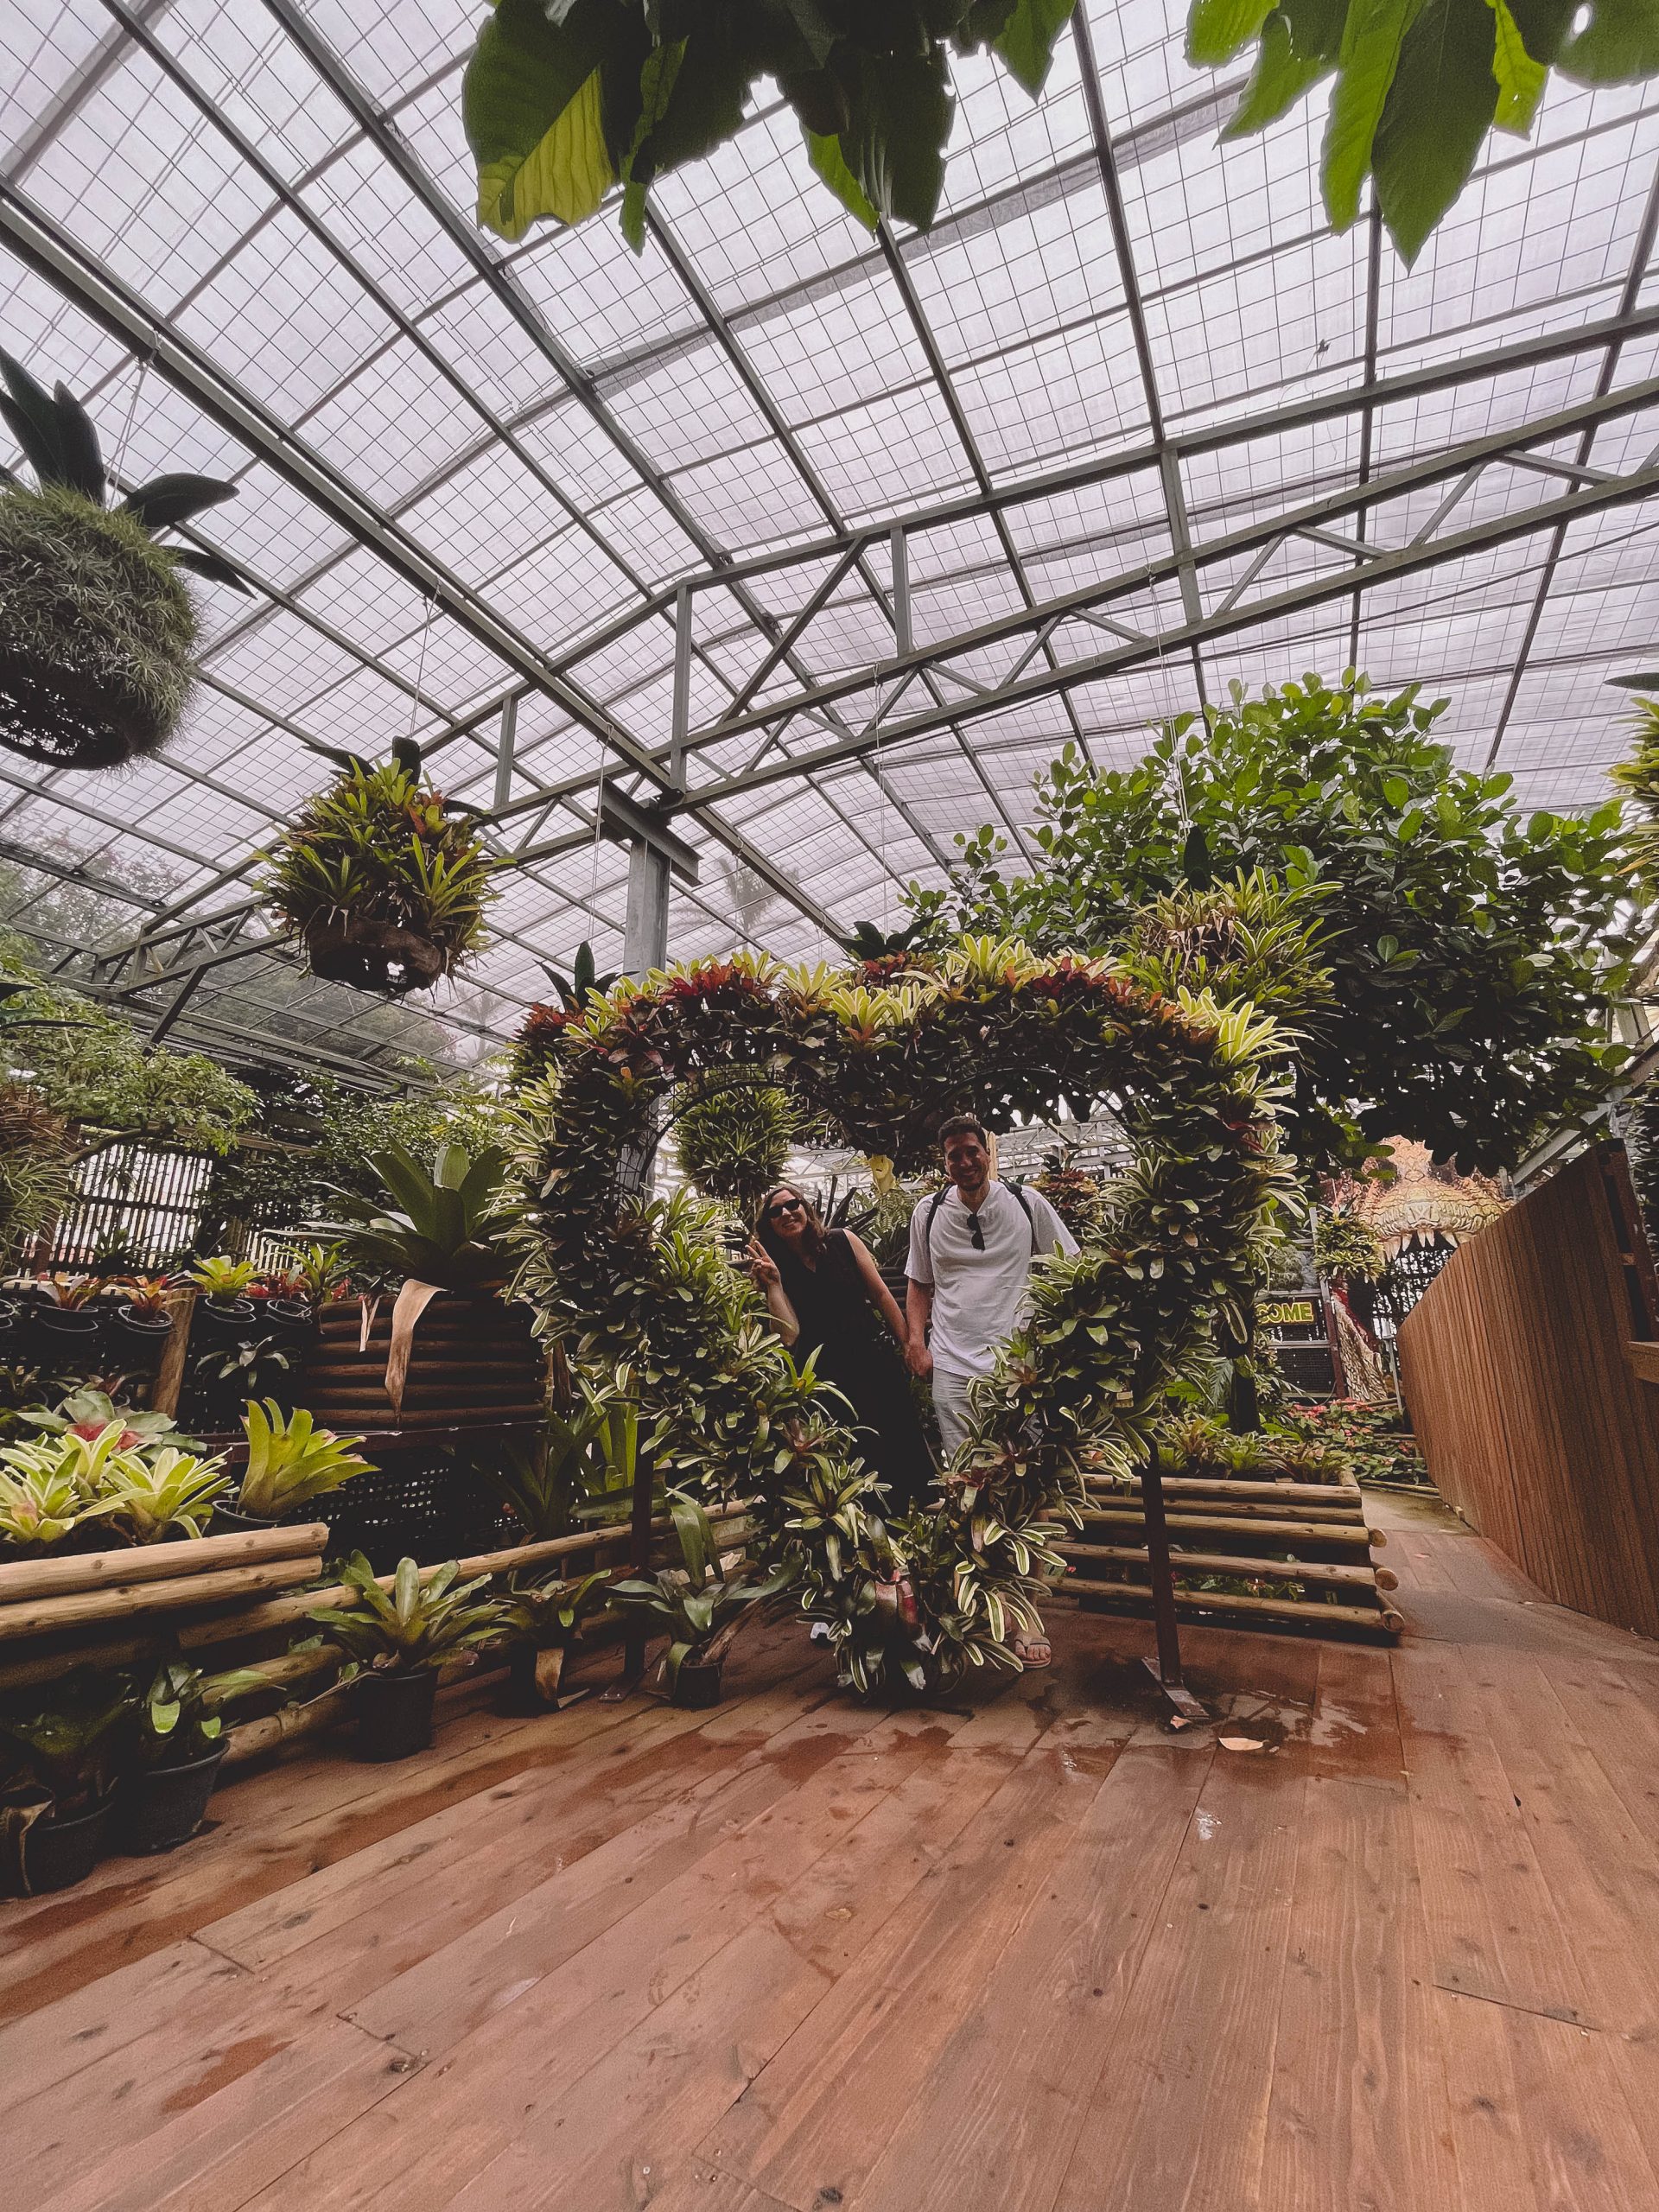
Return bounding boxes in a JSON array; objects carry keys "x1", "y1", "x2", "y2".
[{"x1": 2, "y1": 0, "x2": 1656, "y2": 1082}]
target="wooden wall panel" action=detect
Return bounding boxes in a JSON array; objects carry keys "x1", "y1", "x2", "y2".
[{"x1": 1399, "y1": 1144, "x2": 1659, "y2": 1640}]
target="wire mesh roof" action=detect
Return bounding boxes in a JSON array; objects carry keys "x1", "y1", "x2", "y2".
[{"x1": 3, "y1": 0, "x2": 1658, "y2": 1084}]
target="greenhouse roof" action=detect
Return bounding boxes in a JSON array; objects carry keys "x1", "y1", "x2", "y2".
[{"x1": 3, "y1": 0, "x2": 1658, "y2": 1084}]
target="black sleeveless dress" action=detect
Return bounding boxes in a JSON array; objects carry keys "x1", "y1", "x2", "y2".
[{"x1": 779, "y1": 1230, "x2": 934, "y2": 1511}]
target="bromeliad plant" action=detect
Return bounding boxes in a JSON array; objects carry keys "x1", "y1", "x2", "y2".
[
  {"x1": 99, "y1": 1445, "x2": 230, "y2": 1544},
  {"x1": 309, "y1": 1554, "x2": 508, "y2": 1676},
  {"x1": 0, "y1": 348, "x2": 245, "y2": 772},
  {"x1": 189, "y1": 1255, "x2": 260, "y2": 1304},
  {"x1": 263, "y1": 744, "x2": 495, "y2": 996},
  {"x1": 234, "y1": 1400, "x2": 373, "y2": 1523},
  {"x1": 319, "y1": 1138, "x2": 518, "y2": 1294},
  {"x1": 608, "y1": 1491, "x2": 790, "y2": 1694},
  {"x1": 499, "y1": 1567, "x2": 609, "y2": 1704}
]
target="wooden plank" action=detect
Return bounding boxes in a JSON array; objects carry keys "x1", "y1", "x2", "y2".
[
  {"x1": 1079, "y1": 1509, "x2": 1382, "y2": 1548},
  {"x1": 0, "y1": 1556, "x2": 323, "y2": 1641},
  {"x1": 1433, "y1": 1987, "x2": 1659, "y2": 2211},
  {"x1": 1051, "y1": 1753, "x2": 1304, "y2": 2212},
  {"x1": 1063, "y1": 1541, "x2": 1385, "y2": 1590},
  {"x1": 683, "y1": 1740, "x2": 1108, "y2": 2212},
  {"x1": 1262, "y1": 1774, "x2": 1463, "y2": 2209},
  {"x1": 1075, "y1": 1581, "x2": 1399, "y2": 1634},
  {"x1": 238, "y1": 1713, "x2": 1054, "y2": 2211},
  {"x1": 836, "y1": 1746, "x2": 1210, "y2": 2212},
  {"x1": 30, "y1": 2019, "x2": 418, "y2": 2212},
  {"x1": 1309, "y1": 1641, "x2": 1406, "y2": 1785},
  {"x1": 1402, "y1": 1142, "x2": 1659, "y2": 1641},
  {"x1": 1395, "y1": 1639, "x2": 1593, "y2": 2023}
]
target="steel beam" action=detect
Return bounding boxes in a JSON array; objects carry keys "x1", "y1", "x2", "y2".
[{"x1": 672, "y1": 434, "x2": 1659, "y2": 800}]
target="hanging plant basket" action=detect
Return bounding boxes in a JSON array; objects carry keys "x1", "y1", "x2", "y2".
[
  {"x1": 0, "y1": 351, "x2": 245, "y2": 772},
  {"x1": 263, "y1": 745, "x2": 494, "y2": 998},
  {"x1": 302, "y1": 913, "x2": 448, "y2": 996},
  {"x1": 0, "y1": 490, "x2": 198, "y2": 770}
]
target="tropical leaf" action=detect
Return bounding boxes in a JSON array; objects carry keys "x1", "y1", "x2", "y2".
[
  {"x1": 464, "y1": 0, "x2": 620, "y2": 241},
  {"x1": 120, "y1": 473, "x2": 238, "y2": 531}
]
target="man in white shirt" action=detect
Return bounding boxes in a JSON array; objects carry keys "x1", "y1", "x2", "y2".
[{"x1": 905, "y1": 1113, "x2": 1079, "y2": 1464}]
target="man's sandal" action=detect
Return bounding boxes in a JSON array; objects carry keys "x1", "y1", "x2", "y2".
[{"x1": 1012, "y1": 1634, "x2": 1052, "y2": 1669}]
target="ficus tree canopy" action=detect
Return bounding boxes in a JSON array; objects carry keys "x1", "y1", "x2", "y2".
[
  {"x1": 906, "y1": 675, "x2": 1633, "y2": 1175},
  {"x1": 461, "y1": 0, "x2": 1659, "y2": 264}
]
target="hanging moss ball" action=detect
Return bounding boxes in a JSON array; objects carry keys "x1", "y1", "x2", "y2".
[{"x1": 0, "y1": 485, "x2": 198, "y2": 769}]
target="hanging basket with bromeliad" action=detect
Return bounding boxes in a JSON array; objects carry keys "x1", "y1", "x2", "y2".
[
  {"x1": 0, "y1": 348, "x2": 247, "y2": 771},
  {"x1": 262, "y1": 739, "x2": 495, "y2": 996}
]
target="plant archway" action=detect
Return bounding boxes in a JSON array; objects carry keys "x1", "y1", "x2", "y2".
[{"x1": 509, "y1": 938, "x2": 1292, "y2": 1695}]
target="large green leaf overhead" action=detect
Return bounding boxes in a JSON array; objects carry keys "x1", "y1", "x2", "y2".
[
  {"x1": 463, "y1": 0, "x2": 1659, "y2": 265},
  {"x1": 1203, "y1": 0, "x2": 1659, "y2": 262},
  {"x1": 462, "y1": 0, "x2": 1079, "y2": 246}
]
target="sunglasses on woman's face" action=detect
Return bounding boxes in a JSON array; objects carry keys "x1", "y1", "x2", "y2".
[{"x1": 766, "y1": 1198, "x2": 804, "y2": 1221}]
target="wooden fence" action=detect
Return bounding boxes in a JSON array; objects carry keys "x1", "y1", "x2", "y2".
[{"x1": 1399, "y1": 1141, "x2": 1659, "y2": 1638}]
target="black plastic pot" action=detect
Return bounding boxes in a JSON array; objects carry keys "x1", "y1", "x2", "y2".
[
  {"x1": 118, "y1": 1743, "x2": 226, "y2": 1853},
  {"x1": 263, "y1": 1297, "x2": 316, "y2": 1341},
  {"x1": 35, "y1": 1306, "x2": 99, "y2": 1345},
  {"x1": 353, "y1": 1669, "x2": 438, "y2": 1761},
  {"x1": 208, "y1": 1504, "x2": 279, "y2": 1536},
  {"x1": 671, "y1": 1656, "x2": 724, "y2": 1709},
  {"x1": 114, "y1": 1303, "x2": 174, "y2": 1346},
  {"x1": 193, "y1": 1294, "x2": 255, "y2": 1340},
  {"x1": 4, "y1": 1797, "x2": 113, "y2": 1895}
]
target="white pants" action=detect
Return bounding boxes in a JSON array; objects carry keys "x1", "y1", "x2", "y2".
[{"x1": 931, "y1": 1366, "x2": 981, "y2": 1461}]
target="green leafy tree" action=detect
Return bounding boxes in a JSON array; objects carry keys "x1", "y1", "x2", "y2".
[
  {"x1": 909, "y1": 675, "x2": 1630, "y2": 1174},
  {"x1": 0, "y1": 932, "x2": 255, "y2": 1160}
]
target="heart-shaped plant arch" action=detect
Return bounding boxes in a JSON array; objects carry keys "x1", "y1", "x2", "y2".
[{"x1": 510, "y1": 938, "x2": 1291, "y2": 1694}]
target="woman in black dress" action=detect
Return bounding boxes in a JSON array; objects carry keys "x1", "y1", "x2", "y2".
[{"x1": 748, "y1": 1184, "x2": 934, "y2": 1513}]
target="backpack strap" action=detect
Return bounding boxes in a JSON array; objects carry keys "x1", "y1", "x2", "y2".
[
  {"x1": 1007, "y1": 1178, "x2": 1039, "y2": 1255},
  {"x1": 924, "y1": 1180, "x2": 1039, "y2": 1255}
]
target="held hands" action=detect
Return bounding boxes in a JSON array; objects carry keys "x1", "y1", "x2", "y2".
[
  {"x1": 746, "y1": 1236, "x2": 780, "y2": 1287},
  {"x1": 907, "y1": 1336, "x2": 932, "y2": 1380}
]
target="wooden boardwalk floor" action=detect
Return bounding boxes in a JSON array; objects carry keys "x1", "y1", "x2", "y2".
[{"x1": 10, "y1": 1487, "x2": 1659, "y2": 2211}]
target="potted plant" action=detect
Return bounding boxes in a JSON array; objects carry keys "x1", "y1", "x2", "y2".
[
  {"x1": 214, "y1": 1398, "x2": 373, "y2": 1534},
  {"x1": 0, "y1": 1423, "x2": 130, "y2": 1552},
  {"x1": 308, "y1": 1553, "x2": 507, "y2": 1760},
  {"x1": 31, "y1": 1272, "x2": 103, "y2": 1349},
  {"x1": 0, "y1": 1669, "x2": 135, "y2": 1893},
  {"x1": 0, "y1": 348, "x2": 245, "y2": 772},
  {"x1": 99, "y1": 1442, "x2": 230, "y2": 1543},
  {"x1": 188, "y1": 1255, "x2": 259, "y2": 1339},
  {"x1": 609, "y1": 1491, "x2": 788, "y2": 1707},
  {"x1": 262, "y1": 741, "x2": 495, "y2": 995},
  {"x1": 111, "y1": 1274, "x2": 175, "y2": 1347},
  {"x1": 303, "y1": 1141, "x2": 542, "y2": 1432},
  {"x1": 499, "y1": 1567, "x2": 608, "y2": 1709},
  {"x1": 0, "y1": 1452, "x2": 112, "y2": 1552},
  {"x1": 115, "y1": 1652, "x2": 265, "y2": 1853},
  {"x1": 19, "y1": 1385, "x2": 189, "y2": 1452}
]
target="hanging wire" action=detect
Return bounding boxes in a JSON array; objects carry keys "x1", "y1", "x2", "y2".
[
  {"x1": 406, "y1": 590, "x2": 436, "y2": 741},
  {"x1": 110, "y1": 348, "x2": 151, "y2": 488}
]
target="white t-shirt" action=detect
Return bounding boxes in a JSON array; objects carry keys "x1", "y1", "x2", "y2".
[{"x1": 906, "y1": 1180, "x2": 1078, "y2": 1379}]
